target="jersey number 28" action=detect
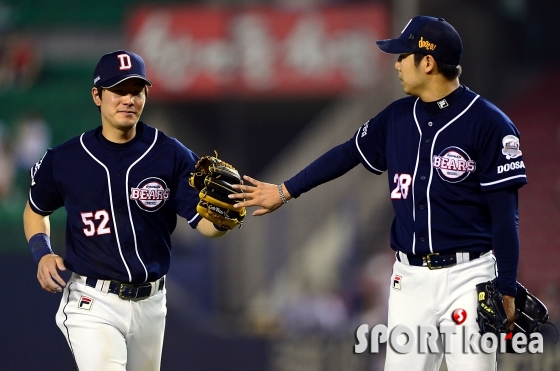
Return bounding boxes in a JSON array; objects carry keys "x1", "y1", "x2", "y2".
[
  {"x1": 391, "y1": 173, "x2": 412, "y2": 200},
  {"x1": 81, "y1": 210, "x2": 111, "y2": 236}
]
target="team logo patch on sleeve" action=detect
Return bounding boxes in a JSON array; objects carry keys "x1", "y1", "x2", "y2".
[
  {"x1": 432, "y1": 146, "x2": 476, "y2": 183},
  {"x1": 501, "y1": 135, "x2": 522, "y2": 159},
  {"x1": 130, "y1": 177, "x2": 170, "y2": 212}
]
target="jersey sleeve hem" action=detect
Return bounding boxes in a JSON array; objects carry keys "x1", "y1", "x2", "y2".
[
  {"x1": 354, "y1": 131, "x2": 384, "y2": 175},
  {"x1": 28, "y1": 191, "x2": 56, "y2": 216},
  {"x1": 187, "y1": 213, "x2": 203, "y2": 229},
  {"x1": 283, "y1": 180, "x2": 299, "y2": 199},
  {"x1": 480, "y1": 175, "x2": 527, "y2": 192},
  {"x1": 497, "y1": 281, "x2": 518, "y2": 297}
]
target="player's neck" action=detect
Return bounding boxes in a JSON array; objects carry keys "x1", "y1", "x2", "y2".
[
  {"x1": 419, "y1": 79, "x2": 460, "y2": 103},
  {"x1": 101, "y1": 124, "x2": 137, "y2": 144}
]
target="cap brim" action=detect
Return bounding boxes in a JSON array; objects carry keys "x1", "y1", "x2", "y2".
[
  {"x1": 98, "y1": 75, "x2": 153, "y2": 88},
  {"x1": 376, "y1": 39, "x2": 414, "y2": 55}
]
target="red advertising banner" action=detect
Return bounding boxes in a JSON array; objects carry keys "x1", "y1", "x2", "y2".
[{"x1": 126, "y1": 5, "x2": 390, "y2": 99}]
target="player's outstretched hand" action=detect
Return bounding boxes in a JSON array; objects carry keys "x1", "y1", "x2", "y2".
[
  {"x1": 37, "y1": 254, "x2": 67, "y2": 293},
  {"x1": 230, "y1": 175, "x2": 290, "y2": 216}
]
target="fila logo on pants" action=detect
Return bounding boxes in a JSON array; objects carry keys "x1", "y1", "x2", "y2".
[{"x1": 78, "y1": 296, "x2": 94, "y2": 310}]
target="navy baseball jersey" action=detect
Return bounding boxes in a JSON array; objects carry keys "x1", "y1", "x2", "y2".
[
  {"x1": 355, "y1": 85, "x2": 526, "y2": 255},
  {"x1": 28, "y1": 122, "x2": 202, "y2": 283}
]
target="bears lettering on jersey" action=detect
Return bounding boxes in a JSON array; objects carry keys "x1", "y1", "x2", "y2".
[
  {"x1": 130, "y1": 177, "x2": 170, "y2": 212},
  {"x1": 432, "y1": 146, "x2": 476, "y2": 183}
]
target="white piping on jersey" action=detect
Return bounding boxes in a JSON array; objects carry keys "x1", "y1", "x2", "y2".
[
  {"x1": 410, "y1": 98, "x2": 422, "y2": 254},
  {"x1": 481, "y1": 174, "x2": 527, "y2": 187},
  {"x1": 80, "y1": 133, "x2": 132, "y2": 282},
  {"x1": 188, "y1": 213, "x2": 200, "y2": 224},
  {"x1": 125, "y1": 129, "x2": 159, "y2": 283},
  {"x1": 418, "y1": 94, "x2": 480, "y2": 254},
  {"x1": 354, "y1": 128, "x2": 383, "y2": 173},
  {"x1": 28, "y1": 189, "x2": 57, "y2": 214}
]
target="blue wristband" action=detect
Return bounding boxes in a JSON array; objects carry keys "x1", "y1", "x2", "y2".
[{"x1": 29, "y1": 233, "x2": 54, "y2": 263}]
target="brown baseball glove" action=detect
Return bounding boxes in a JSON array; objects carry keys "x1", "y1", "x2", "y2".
[{"x1": 189, "y1": 152, "x2": 245, "y2": 230}]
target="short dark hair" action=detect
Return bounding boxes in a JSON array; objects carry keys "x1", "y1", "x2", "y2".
[{"x1": 413, "y1": 53, "x2": 462, "y2": 80}]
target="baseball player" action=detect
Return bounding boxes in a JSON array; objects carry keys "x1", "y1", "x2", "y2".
[
  {"x1": 230, "y1": 16, "x2": 526, "y2": 371},
  {"x1": 23, "y1": 50, "x2": 230, "y2": 371}
]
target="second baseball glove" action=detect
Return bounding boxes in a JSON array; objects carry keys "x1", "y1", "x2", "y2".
[
  {"x1": 189, "y1": 152, "x2": 246, "y2": 230},
  {"x1": 476, "y1": 279, "x2": 551, "y2": 353}
]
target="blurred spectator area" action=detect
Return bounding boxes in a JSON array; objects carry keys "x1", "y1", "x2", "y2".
[
  {"x1": 509, "y1": 70, "x2": 560, "y2": 313},
  {"x1": 0, "y1": 2, "x2": 559, "y2": 370}
]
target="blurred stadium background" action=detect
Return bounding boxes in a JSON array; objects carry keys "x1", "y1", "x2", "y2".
[{"x1": 0, "y1": 0, "x2": 559, "y2": 370}]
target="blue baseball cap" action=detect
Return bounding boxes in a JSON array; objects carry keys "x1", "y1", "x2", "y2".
[
  {"x1": 93, "y1": 50, "x2": 153, "y2": 88},
  {"x1": 376, "y1": 16, "x2": 463, "y2": 65}
]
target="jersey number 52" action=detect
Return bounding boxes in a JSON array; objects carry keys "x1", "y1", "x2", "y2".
[
  {"x1": 391, "y1": 173, "x2": 412, "y2": 200},
  {"x1": 81, "y1": 210, "x2": 111, "y2": 236}
]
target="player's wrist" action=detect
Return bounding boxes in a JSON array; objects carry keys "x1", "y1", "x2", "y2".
[
  {"x1": 277, "y1": 183, "x2": 290, "y2": 204},
  {"x1": 29, "y1": 233, "x2": 54, "y2": 263},
  {"x1": 496, "y1": 277, "x2": 518, "y2": 297}
]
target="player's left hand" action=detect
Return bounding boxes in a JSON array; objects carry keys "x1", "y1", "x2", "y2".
[
  {"x1": 502, "y1": 294, "x2": 516, "y2": 332},
  {"x1": 37, "y1": 254, "x2": 67, "y2": 293},
  {"x1": 230, "y1": 175, "x2": 289, "y2": 216}
]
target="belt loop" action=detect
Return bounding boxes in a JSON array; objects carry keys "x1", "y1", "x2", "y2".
[
  {"x1": 96, "y1": 279, "x2": 111, "y2": 294},
  {"x1": 149, "y1": 276, "x2": 164, "y2": 296},
  {"x1": 398, "y1": 251, "x2": 410, "y2": 265}
]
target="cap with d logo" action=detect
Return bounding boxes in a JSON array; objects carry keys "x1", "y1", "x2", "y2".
[{"x1": 93, "y1": 50, "x2": 153, "y2": 88}]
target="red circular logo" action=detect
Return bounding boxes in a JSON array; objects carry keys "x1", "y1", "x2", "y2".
[{"x1": 452, "y1": 308, "x2": 467, "y2": 325}]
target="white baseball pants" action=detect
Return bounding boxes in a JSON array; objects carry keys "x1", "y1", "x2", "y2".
[
  {"x1": 55, "y1": 273, "x2": 167, "y2": 371},
  {"x1": 384, "y1": 252, "x2": 497, "y2": 371}
]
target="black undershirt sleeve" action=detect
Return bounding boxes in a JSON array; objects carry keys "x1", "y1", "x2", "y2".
[
  {"x1": 284, "y1": 139, "x2": 361, "y2": 198},
  {"x1": 487, "y1": 186, "x2": 520, "y2": 296}
]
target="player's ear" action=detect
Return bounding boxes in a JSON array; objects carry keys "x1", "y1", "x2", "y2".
[
  {"x1": 424, "y1": 55, "x2": 436, "y2": 74},
  {"x1": 92, "y1": 87, "x2": 102, "y2": 107}
]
